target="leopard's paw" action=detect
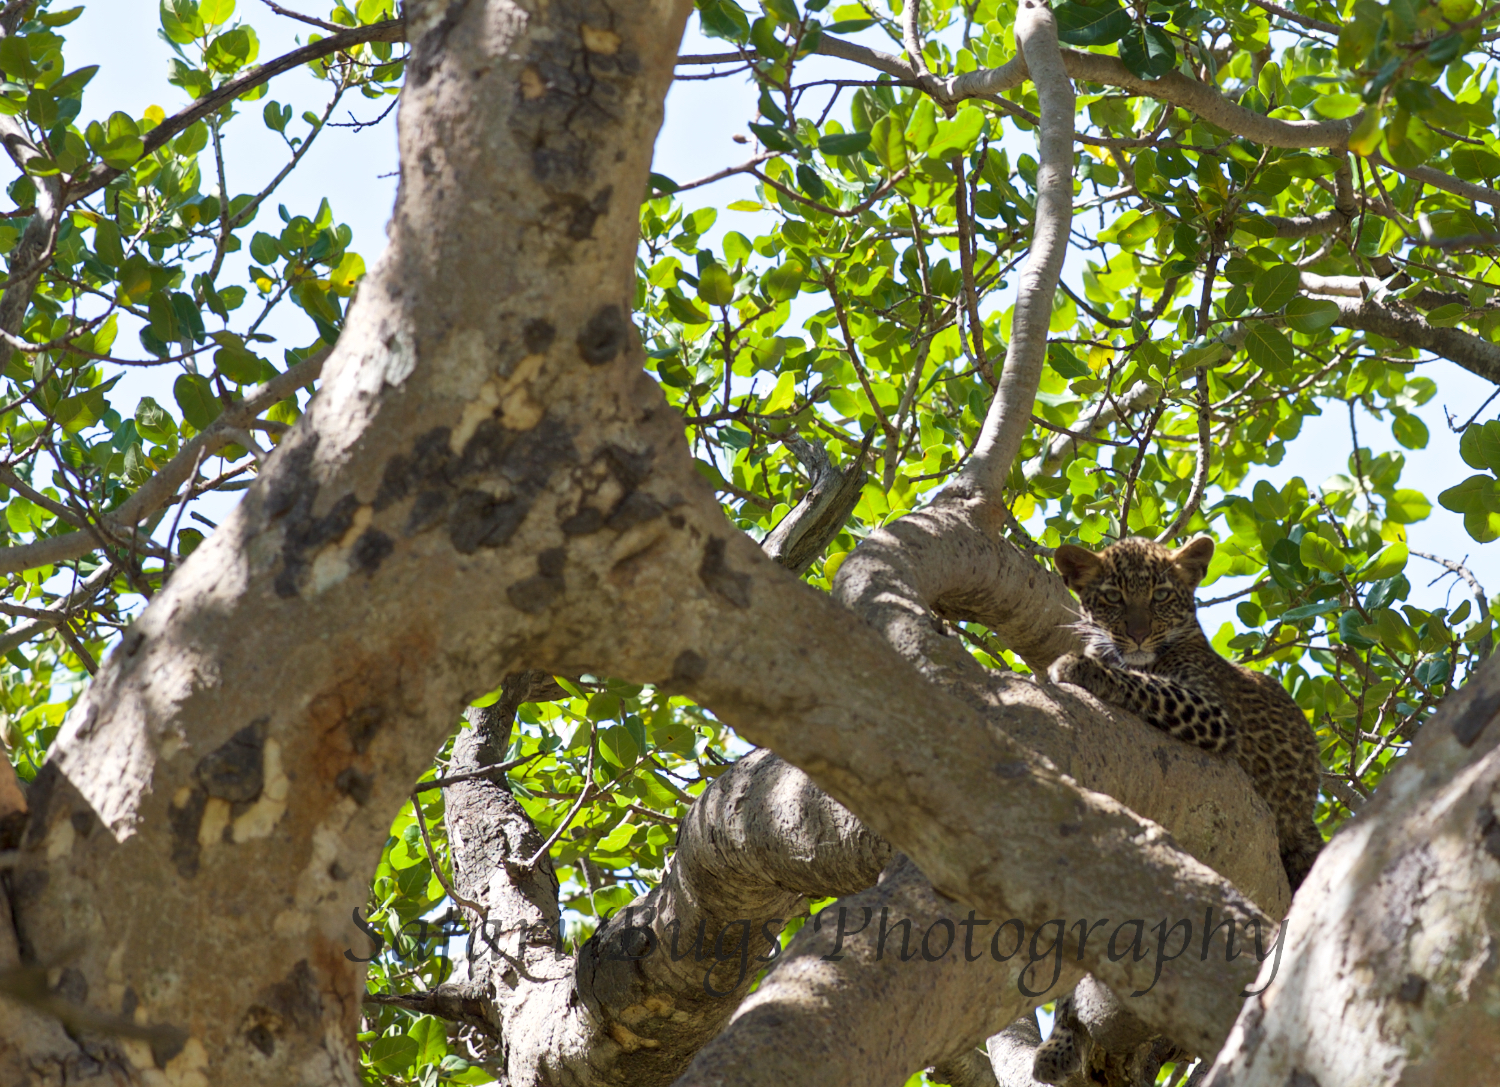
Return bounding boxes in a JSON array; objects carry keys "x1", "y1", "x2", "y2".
[{"x1": 1048, "y1": 653, "x2": 1098, "y2": 690}]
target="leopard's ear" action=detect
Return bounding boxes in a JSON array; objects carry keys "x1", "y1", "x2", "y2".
[
  {"x1": 1172, "y1": 536, "x2": 1215, "y2": 586},
  {"x1": 1053, "y1": 544, "x2": 1103, "y2": 590}
]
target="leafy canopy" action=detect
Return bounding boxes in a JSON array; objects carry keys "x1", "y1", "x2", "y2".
[{"x1": 0, "y1": 0, "x2": 1497, "y2": 1083}]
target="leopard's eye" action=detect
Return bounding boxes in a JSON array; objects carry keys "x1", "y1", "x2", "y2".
[
  {"x1": 1152, "y1": 587, "x2": 1172, "y2": 602},
  {"x1": 1102, "y1": 588, "x2": 1123, "y2": 603}
]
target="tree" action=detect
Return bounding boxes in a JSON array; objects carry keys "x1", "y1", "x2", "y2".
[{"x1": 0, "y1": 0, "x2": 1497, "y2": 1084}]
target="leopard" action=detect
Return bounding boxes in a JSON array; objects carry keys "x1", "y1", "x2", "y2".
[{"x1": 1030, "y1": 535, "x2": 1324, "y2": 1085}]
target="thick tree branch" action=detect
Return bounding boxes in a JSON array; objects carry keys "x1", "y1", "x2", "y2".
[{"x1": 1328, "y1": 296, "x2": 1500, "y2": 386}]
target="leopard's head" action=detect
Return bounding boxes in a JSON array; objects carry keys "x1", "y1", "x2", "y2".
[{"x1": 1052, "y1": 536, "x2": 1214, "y2": 665}]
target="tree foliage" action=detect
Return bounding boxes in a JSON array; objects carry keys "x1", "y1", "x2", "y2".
[{"x1": 1, "y1": 0, "x2": 1498, "y2": 1082}]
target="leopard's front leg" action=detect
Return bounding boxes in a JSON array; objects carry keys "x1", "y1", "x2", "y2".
[{"x1": 1048, "y1": 654, "x2": 1235, "y2": 753}]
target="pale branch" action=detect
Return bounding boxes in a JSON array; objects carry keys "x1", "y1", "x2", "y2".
[
  {"x1": 1026, "y1": 381, "x2": 1162, "y2": 480},
  {"x1": 1371, "y1": 152, "x2": 1500, "y2": 211},
  {"x1": 903, "y1": 0, "x2": 931, "y2": 79},
  {"x1": 1297, "y1": 272, "x2": 1478, "y2": 311},
  {"x1": 1412, "y1": 550, "x2": 1491, "y2": 659},
  {"x1": 1263, "y1": 209, "x2": 1348, "y2": 240},
  {"x1": 67, "y1": 19, "x2": 405, "y2": 204},
  {"x1": 0, "y1": 562, "x2": 115, "y2": 657},
  {"x1": 986, "y1": 1015, "x2": 1050, "y2": 1087},
  {"x1": 447, "y1": 740, "x2": 891, "y2": 1087},
  {"x1": 674, "y1": 630, "x2": 1287, "y2": 1087},
  {"x1": 960, "y1": 0, "x2": 1074, "y2": 499},
  {"x1": 940, "y1": 48, "x2": 1354, "y2": 150},
  {"x1": 0, "y1": 349, "x2": 328, "y2": 577}
]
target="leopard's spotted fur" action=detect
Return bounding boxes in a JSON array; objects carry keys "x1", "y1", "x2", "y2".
[{"x1": 1030, "y1": 536, "x2": 1324, "y2": 1085}]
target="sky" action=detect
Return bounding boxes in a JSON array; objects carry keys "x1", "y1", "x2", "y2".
[{"x1": 43, "y1": 4, "x2": 1499, "y2": 626}]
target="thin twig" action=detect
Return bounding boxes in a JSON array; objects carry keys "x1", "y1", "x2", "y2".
[
  {"x1": 411, "y1": 793, "x2": 488, "y2": 921},
  {"x1": 522, "y1": 722, "x2": 596, "y2": 870},
  {"x1": 413, "y1": 752, "x2": 545, "y2": 793}
]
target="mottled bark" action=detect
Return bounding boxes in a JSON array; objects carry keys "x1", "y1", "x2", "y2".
[{"x1": 1202, "y1": 652, "x2": 1500, "y2": 1087}]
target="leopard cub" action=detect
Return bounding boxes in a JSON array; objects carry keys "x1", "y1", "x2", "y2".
[
  {"x1": 1047, "y1": 535, "x2": 1323, "y2": 890},
  {"x1": 1031, "y1": 536, "x2": 1323, "y2": 1086}
]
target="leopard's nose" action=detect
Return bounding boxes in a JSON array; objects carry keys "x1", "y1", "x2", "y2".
[{"x1": 1124, "y1": 612, "x2": 1150, "y2": 643}]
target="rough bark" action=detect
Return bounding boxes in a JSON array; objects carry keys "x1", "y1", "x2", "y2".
[
  {"x1": 0, "y1": 4, "x2": 1398, "y2": 1087},
  {"x1": 1202, "y1": 651, "x2": 1500, "y2": 1087},
  {"x1": 443, "y1": 736, "x2": 888, "y2": 1087}
]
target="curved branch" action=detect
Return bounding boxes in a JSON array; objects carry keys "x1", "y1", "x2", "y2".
[
  {"x1": 814, "y1": 35, "x2": 1355, "y2": 151},
  {"x1": 66, "y1": 19, "x2": 404, "y2": 204},
  {"x1": 960, "y1": 0, "x2": 1074, "y2": 498}
]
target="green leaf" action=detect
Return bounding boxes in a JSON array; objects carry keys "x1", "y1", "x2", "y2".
[
  {"x1": 1464, "y1": 507, "x2": 1500, "y2": 543},
  {"x1": 1425, "y1": 303, "x2": 1466, "y2": 328},
  {"x1": 1357, "y1": 542, "x2": 1408, "y2": 581},
  {"x1": 160, "y1": 0, "x2": 205, "y2": 44},
  {"x1": 38, "y1": 6, "x2": 85, "y2": 26},
  {"x1": 819, "y1": 131, "x2": 870, "y2": 156},
  {"x1": 250, "y1": 231, "x2": 281, "y2": 265},
  {"x1": 928, "y1": 104, "x2": 985, "y2": 158},
  {"x1": 1046, "y1": 343, "x2": 1091, "y2": 379},
  {"x1": 1054, "y1": 1, "x2": 1131, "y2": 46},
  {"x1": 1299, "y1": 532, "x2": 1345, "y2": 574},
  {"x1": 762, "y1": 259, "x2": 805, "y2": 302},
  {"x1": 1450, "y1": 146, "x2": 1500, "y2": 182},
  {"x1": 1384, "y1": 488, "x2": 1431, "y2": 524},
  {"x1": 1460, "y1": 420, "x2": 1500, "y2": 472},
  {"x1": 368, "y1": 1033, "x2": 420, "y2": 1076},
  {"x1": 173, "y1": 373, "x2": 222, "y2": 431},
  {"x1": 764, "y1": 371, "x2": 796, "y2": 413},
  {"x1": 407, "y1": 1015, "x2": 448, "y2": 1067},
  {"x1": 135, "y1": 396, "x2": 175, "y2": 442},
  {"x1": 697, "y1": 262, "x2": 735, "y2": 306},
  {"x1": 764, "y1": 0, "x2": 800, "y2": 23},
  {"x1": 1243, "y1": 324, "x2": 1294, "y2": 371},
  {"x1": 1391, "y1": 413, "x2": 1428, "y2": 450},
  {"x1": 1251, "y1": 264, "x2": 1300, "y2": 312},
  {"x1": 200, "y1": 0, "x2": 235, "y2": 24},
  {"x1": 1119, "y1": 23, "x2": 1176, "y2": 79},
  {"x1": 795, "y1": 163, "x2": 828, "y2": 200},
  {"x1": 1438, "y1": 474, "x2": 1499, "y2": 514},
  {"x1": 664, "y1": 290, "x2": 711, "y2": 325},
  {"x1": 1283, "y1": 296, "x2": 1339, "y2": 333},
  {"x1": 699, "y1": 0, "x2": 752, "y2": 39},
  {"x1": 1372, "y1": 608, "x2": 1418, "y2": 656},
  {"x1": 748, "y1": 122, "x2": 795, "y2": 152},
  {"x1": 211, "y1": 332, "x2": 267, "y2": 384},
  {"x1": 1281, "y1": 599, "x2": 1340, "y2": 621},
  {"x1": 905, "y1": 98, "x2": 939, "y2": 154}
]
